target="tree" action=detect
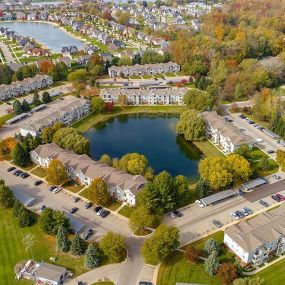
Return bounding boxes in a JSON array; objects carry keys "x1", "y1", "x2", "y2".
[
  {"x1": 184, "y1": 245, "x2": 202, "y2": 264},
  {"x1": 41, "y1": 122, "x2": 65, "y2": 144},
  {"x1": 118, "y1": 56, "x2": 132, "y2": 66},
  {"x1": 39, "y1": 208, "x2": 70, "y2": 235},
  {"x1": 49, "y1": 62, "x2": 68, "y2": 81},
  {"x1": 0, "y1": 64, "x2": 13, "y2": 84},
  {"x1": 141, "y1": 50, "x2": 164, "y2": 64},
  {"x1": 129, "y1": 206, "x2": 160, "y2": 232},
  {"x1": 195, "y1": 179, "x2": 212, "y2": 198},
  {"x1": 183, "y1": 89, "x2": 215, "y2": 111},
  {"x1": 204, "y1": 238, "x2": 220, "y2": 255},
  {"x1": 21, "y1": 99, "x2": 30, "y2": 112},
  {"x1": 176, "y1": 110, "x2": 206, "y2": 141},
  {"x1": 56, "y1": 225, "x2": 70, "y2": 253},
  {"x1": 42, "y1": 91, "x2": 51, "y2": 103},
  {"x1": 99, "y1": 232, "x2": 127, "y2": 263},
  {"x1": 234, "y1": 144, "x2": 251, "y2": 159},
  {"x1": 32, "y1": 91, "x2": 42, "y2": 107},
  {"x1": 99, "y1": 154, "x2": 112, "y2": 166},
  {"x1": 217, "y1": 263, "x2": 237, "y2": 285},
  {"x1": 12, "y1": 143, "x2": 30, "y2": 167},
  {"x1": 141, "y1": 225, "x2": 179, "y2": 265},
  {"x1": 259, "y1": 156, "x2": 270, "y2": 171},
  {"x1": 13, "y1": 99, "x2": 23, "y2": 115},
  {"x1": 86, "y1": 178, "x2": 111, "y2": 206},
  {"x1": 0, "y1": 183, "x2": 14, "y2": 208},
  {"x1": 204, "y1": 251, "x2": 220, "y2": 276},
  {"x1": 91, "y1": 96, "x2": 105, "y2": 114},
  {"x1": 227, "y1": 154, "x2": 252, "y2": 182},
  {"x1": 68, "y1": 69, "x2": 89, "y2": 83},
  {"x1": 18, "y1": 208, "x2": 35, "y2": 227},
  {"x1": 232, "y1": 277, "x2": 265, "y2": 285},
  {"x1": 276, "y1": 150, "x2": 285, "y2": 171},
  {"x1": 39, "y1": 60, "x2": 54, "y2": 74},
  {"x1": 46, "y1": 159, "x2": 68, "y2": 185},
  {"x1": 13, "y1": 200, "x2": 25, "y2": 217},
  {"x1": 70, "y1": 234, "x2": 88, "y2": 256},
  {"x1": 85, "y1": 243, "x2": 101, "y2": 269}
]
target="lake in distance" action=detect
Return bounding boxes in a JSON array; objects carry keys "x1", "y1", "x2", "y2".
[
  {"x1": 84, "y1": 115, "x2": 202, "y2": 180},
  {"x1": 0, "y1": 21, "x2": 85, "y2": 53}
]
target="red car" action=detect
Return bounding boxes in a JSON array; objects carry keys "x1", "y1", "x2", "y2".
[{"x1": 276, "y1": 193, "x2": 285, "y2": 201}]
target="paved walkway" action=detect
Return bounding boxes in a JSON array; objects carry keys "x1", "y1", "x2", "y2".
[{"x1": 0, "y1": 41, "x2": 16, "y2": 63}]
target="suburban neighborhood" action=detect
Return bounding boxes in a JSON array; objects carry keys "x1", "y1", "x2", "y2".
[{"x1": 0, "y1": 1, "x2": 285, "y2": 285}]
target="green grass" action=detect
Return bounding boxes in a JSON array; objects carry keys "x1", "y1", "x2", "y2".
[
  {"x1": 133, "y1": 228, "x2": 152, "y2": 236},
  {"x1": 157, "y1": 231, "x2": 235, "y2": 285},
  {"x1": 129, "y1": 75, "x2": 142, "y2": 79},
  {"x1": 11, "y1": 162, "x2": 36, "y2": 171},
  {"x1": 118, "y1": 205, "x2": 135, "y2": 218},
  {"x1": 0, "y1": 112, "x2": 15, "y2": 127},
  {"x1": 105, "y1": 200, "x2": 122, "y2": 211},
  {"x1": 91, "y1": 282, "x2": 115, "y2": 285},
  {"x1": 154, "y1": 74, "x2": 166, "y2": 79},
  {"x1": 142, "y1": 75, "x2": 154, "y2": 79},
  {"x1": 253, "y1": 257, "x2": 285, "y2": 284},
  {"x1": 72, "y1": 105, "x2": 187, "y2": 133},
  {"x1": 63, "y1": 180, "x2": 84, "y2": 193},
  {"x1": 30, "y1": 166, "x2": 46, "y2": 178},
  {"x1": 164, "y1": 73, "x2": 176, "y2": 77},
  {"x1": 193, "y1": 140, "x2": 225, "y2": 158},
  {"x1": 0, "y1": 208, "x2": 87, "y2": 285}
]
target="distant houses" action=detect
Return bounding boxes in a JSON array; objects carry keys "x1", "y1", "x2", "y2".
[
  {"x1": 201, "y1": 111, "x2": 253, "y2": 154},
  {"x1": 0, "y1": 74, "x2": 53, "y2": 101},
  {"x1": 30, "y1": 143, "x2": 146, "y2": 205},
  {"x1": 100, "y1": 86, "x2": 188, "y2": 105},
  {"x1": 108, "y1": 62, "x2": 180, "y2": 78}
]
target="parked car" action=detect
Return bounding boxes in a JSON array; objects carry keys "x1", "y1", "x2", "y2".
[
  {"x1": 34, "y1": 179, "x2": 43, "y2": 186},
  {"x1": 170, "y1": 210, "x2": 182, "y2": 219},
  {"x1": 49, "y1": 185, "x2": 57, "y2": 192},
  {"x1": 276, "y1": 193, "x2": 285, "y2": 201},
  {"x1": 139, "y1": 282, "x2": 153, "y2": 285},
  {"x1": 272, "y1": 174, "x2": 281, "y2": 180},
  {"x1": 267, "y1": 150, "x2": 275, "y2": 154},
  {"x1": 100, "y1": 209, "x2": 110, "y2": 218},
  {"x1": 73, "y1": 197, "x2": 80, "y2": 203},
  {"x1": 239, "y1": 114, "x2": 246, "y2": 119},
  {"x1": 82, "y1": 228, "x2": 94, "y2": 240},
  {"x1": 236, "y1": 210, "x2": 245, "y2": 218},
  {"x1": 212, "y1": 219, "x2": 222, "y2": 228},
  {"x1": 52, "y1": 187, "x2": 62, "y2": 194},
  {"x1": 7, "y1": 166, "x2": 16, "y2": 172},
  {"x1": 230, "y1": 212, "x2": 239, "y2": 220},
  {"x1": 271, "y1": 195, "x2": 281, "y2": 202},
  {"x1": 95, "y1": 206, "x2": 103, "y2": 216},
  {"x1": 20, "y1": 172, "x2": 29, "y2": 178},
  {"x1": 195, "y1": 200, "x2": 206, "y2": 208},
  {"x1": 259, "y1": 200, "x2": 269, "y2": 208},
  {"x1": 14, "y1": 170, "x2": 22, "y2": 176},
  {"x1": 84, "y1": 202, "x2": 92, "y2": 209},
  {"x1": 40, "y1": 205, "x2": 46, "y2": 212},
  {"x1": 70, "y1": 207, "x2": 78, "y2": 214},
  {"x1": 242, "y1": 207, "x2": 253, "y2": 215}
]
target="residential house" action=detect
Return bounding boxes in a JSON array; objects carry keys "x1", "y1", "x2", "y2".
[
  {"x1": 201, "y1": 111, "x2": 253, "y2": 154},
  {"x1": 61, "y1": 46, "x2": 78, "y2": 57},
  {"x1": 76, "y1": 54, "x2": 91, "y2": 66},
  {"x1": 55, "y1": 56, "x2": 72, "y2": 68},
  {"x1": 30, "y1": 143, "x2": 146, "y2": 205}
]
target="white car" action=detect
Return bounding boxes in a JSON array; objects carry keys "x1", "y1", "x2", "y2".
[
  {"x1": 52, "y1": 187, "x2": 62, "y2": 194},
  {"x1": 195, "y1": 200, "x2": 206, "y2": 208},
  {"x1": 230, "y1": 212, "x2": 239, "y2": 220}
]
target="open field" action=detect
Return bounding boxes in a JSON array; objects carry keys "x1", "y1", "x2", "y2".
[{"x1": 118, "y1": 205, "x2": 135, "y2": 218}]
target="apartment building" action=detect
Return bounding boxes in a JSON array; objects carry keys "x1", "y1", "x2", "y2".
[
  {"x1": 30, "y1": 143, "x2": 146, "y2": 205},
  {"x1": 224, "y1": 204, "x2": 285, "y2": 267},
  {"x1": 20, "y1": 96, "x2": 91, "y2": 137},
  {"x1": 0, "y1": 74, "x2": 53, "y2": 101},
  {"x1": 108, "y1": 62, "x2": 180, "y2": 78},
  {"x1": 100, "y1": 86, "x2": 188, "y2": 105},
  {"x1": 201, "y1": 111, "x2": 253, "y2": 154}
]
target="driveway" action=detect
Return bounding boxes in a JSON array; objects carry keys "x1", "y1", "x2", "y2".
[{"x1": 0, "y1": 41, "x2": 15, "y2": 63}]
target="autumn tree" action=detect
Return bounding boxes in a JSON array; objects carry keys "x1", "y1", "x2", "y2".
[
  {"x1": 41, "y1": 122, "x2": 65, "y2": 144},
  {"x1": 39, "y1": 60, "x2": 54, "y2": 74},
  {"x1": 217, "y1": 263, "x2": 238, "y2": 285},
  {"x1": 184, "y1": 245, "x2": 202, "y2": 264},
  {"x1": 86, "y1": 178, "x2": 111, "y2": 206},
  {"x1": 276, "y1": 150, "x2": 285, "y2": 171},
  {"x1": 91, "y1": 96, "x2": 105, "y2": 114},
  {"x1": 46, "y1": 159, "x2": 68, "y2": 185}
]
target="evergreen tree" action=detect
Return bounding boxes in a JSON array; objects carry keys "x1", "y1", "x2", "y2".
[
  {"x1": 204, "y1": 251, "x2": 220, "y2": 276},
  {"x1": 12, "y1": 143, "x2": 30, "y2": 167},
  {"x1": 18, "y1": 208, "x2": 35, "y2": 227},
  {"x1": 13, "y1": 200, "x2": 25, "y2": 217},
  {"x1": 32, "y1": 90, "x2": 42, "y2": 106},
  {"x1": 42, "y1": 91, "x2": 52, "y2": 104},
  {"x1": 85, "y1": 243, "x2": 101, "y2": 269},
  {"x1": 21, "y1": 99, "x2": 30, "y2": 112},
  {"x1": 0, "y1": 183, "x2": 15, "y2": 208},
  {"x1": 195, "y1": 179, "x2": 212, "y2": 198},
  {"x1": 56, "y1": 224, "x2": 70, "y2": 253},
  {"x1": 70, "y1": 234, "x2": 87, "y2": 256},
  {"x1": 204, "y1": 238, "x2": 220, "y2": 255},
  {"x1": 13, "y1": 99, "x2": 23, "y2": 115}
]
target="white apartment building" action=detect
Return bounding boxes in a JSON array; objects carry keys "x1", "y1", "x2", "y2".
[
  {"x1": 224, "y1": 205, "x2": 285, "y2": 267},
  {"x1": 20, "y1": 96, "x2": 91, "y2": 137},
  {"x1": 0, "y1": 74, "x2": 53, "y2": 101},
  {"x1": 100, "y1": 86, "x2": 188, "y2": 105},
  {"x1": 108, "y1": 62, "x2": 180, "y2": 78},
  {"x1": 201, "y1": 111, "x2": 253, "y2": 154},
  {"x1": 30, "y1": 143, "x2": 146, "y2": 205}
]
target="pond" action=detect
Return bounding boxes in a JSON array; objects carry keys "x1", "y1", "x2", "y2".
[
  {"x1": 84, "y1": 115, "x2": 202, "y2": 180},
  {"x1": 0, "y1": 21, "x2": 85, "y2": 53}
]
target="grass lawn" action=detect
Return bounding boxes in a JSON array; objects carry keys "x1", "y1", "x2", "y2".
[
  {"x1": 30, "y1": 166, "x2": 46, "y2": 178},
  {"x1": 157, "y1": 231, "x2": 235, "y2": 285},
  {"x1": 11, "y1": 162, "x2": 36, "y2": 171},
  {"x1": 253, "y1": 257, "x2": 285, "y2": 284},
  {"x1": 164, "y1": 73, "x2": 176, "y2": 77},
  {"x1": 91, "y1": 282, "x2": 115, "y2": 285},
  {"x1": 105, "y1": 200, "x2": 122, "y2": 211},
  {"x1": 142, "y1": 75, "x2": 154, "y2": 79},
  {"x1": 129, "y1": 75, "x2": 142, "y2": 79},
  {"x1": 118, "y1": 205, "x2": 135, "y2": 218},
  {"x1": 0, "y1": 112, "x2": 15, "y2": 127},
  {"x1": 72, "y1": 105, "x2": 187, "y2": 133},
  {"x1": 133, "y1": 228, "x2": 152, "y2": 236},
  {"x1": 63, "y1": 180, "x2": 84, "y2": 193},
  {"x1": 193, "y1": 140, "x2": 225, "y2": 158},
  {"x1": 0, "y1": 208, "x2": 87, "y2": 285},
  {"x1": 154, "y1": 74, "x2": 165, "y2": 79}
]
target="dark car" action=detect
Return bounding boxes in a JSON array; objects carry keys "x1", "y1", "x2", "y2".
[
  {"x1": 95, "y1": 206, "x2": 103, "y2": 215},
  {"x1": 7, "y1": 166, "x2": 16, "y2": 172},
  {"x1": 170, "y1": 210, "x2": 182, "y2": 219},
  {"x1": 139, "y1": 282, "x2": 153, "y2": 285},
  {"x1": 20, "y1": 172, "x2": 29, "y2": 178},
  {"x1": 271, "y1": 195, "x2": 281, "y2": 202},
  {"x1": 70, "y1": 207, "x2": 78, "y2": 214},
  {"x1": 100, "y1": 209, "x2": 110, "y2": 218},
  {"x1": 73, "y1": 197, "x2": 80, "y2": 203},
  {"x1": 49, "y1": 185, "x2": 57, "y2": 192},
  {"x1": 259, "y1": 200, "x2": 269, "y2": 208},
  {"x1": 34, "y1": 179, "x2": 43, "y2": 186},
  {"x1": 83, "y1": 229, "x2": 94, "y2": 240},
  {"x1": 212, "y1": 219, "x2": 222, "y2": 228},
  {"x1": 267, "y1": 150, "x2": 275, "y2": 154},
  {"x1": 40, "y1": 205, "x2": 47, "y2": 212},
  {"x1": 239, "y1": 114, "x2": 246, "y2": 119},
  {"x1": 84, "y1": 202, "x2": 92, "y2": 209},
  {"x1": 242, "y1": 207, "x2": 253, "y2": 215},
  {"x1": 77, "y1": 282, "x2": 83, "y2": 285},
  {"x1": 14, "y1": 170, "x2": 22, "y2": 176},
  {"x1": 236, "y1": 210, "x2": 245, "y2": 218}
]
